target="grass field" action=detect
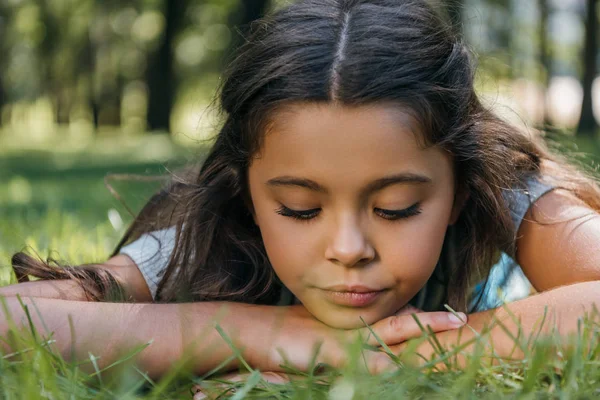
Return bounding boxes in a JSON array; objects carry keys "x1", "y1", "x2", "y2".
[
  {"x1": 0, "y1": 134, "x2": 195, "y2": 270},
  {"x1": 2, "y1": 133, "x2": 600, "y2": 399}
]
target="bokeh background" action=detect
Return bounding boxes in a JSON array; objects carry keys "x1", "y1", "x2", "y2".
[{"x1": 1, "y1": 0, "x2": 600, "y2": 275}]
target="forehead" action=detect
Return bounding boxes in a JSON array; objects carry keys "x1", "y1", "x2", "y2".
[{"x1": 250, "y1": 102, "x2": 452, "y2": 187}]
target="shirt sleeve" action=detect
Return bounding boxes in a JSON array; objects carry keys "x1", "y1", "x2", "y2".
[
  {"x1": 468, "y1": 174, "x2": 557, "y2": 312},
  {"x1": 504, "y1": 174, "x2": 556, "y2": 236},
  {"x1": 118, "y1": 226, "x2": 177, "y2": 300}
]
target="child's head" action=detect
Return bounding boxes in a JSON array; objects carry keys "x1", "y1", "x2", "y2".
[
  {"x1": 161, "y1": 0, "x2": 540, "y2": 326},
  {"x1": 223, "y1": 0, "x2": 490, "y2": 327}
]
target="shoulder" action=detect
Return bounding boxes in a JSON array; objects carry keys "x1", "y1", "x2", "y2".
[
  {"x1": 516, "y1": 187, "x2": 600, "y2": 292},
  {"x1": 118, "y1": 226, "x2": 179, "y2": 301}
]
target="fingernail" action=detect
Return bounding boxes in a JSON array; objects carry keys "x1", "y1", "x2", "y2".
[{"x1": 448, "y1": 312, "x2": 466, "y2": 325}]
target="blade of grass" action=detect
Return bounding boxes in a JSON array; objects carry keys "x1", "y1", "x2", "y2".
[
  {"x1": 87, "y1": 340, "x2": 153, "y2": 377},
  {"x1": 214, "y1": 323, "x2": 253, "y2": 372},
  {"x1": 229, "y1": 370, "x2": 261, "y2": 400},
  {"x1": 359, "y1": 316, "x2": 402, "y2": 365},
  {"x1": 88, "y1": 352, "x2": 103, "y2": 387}
]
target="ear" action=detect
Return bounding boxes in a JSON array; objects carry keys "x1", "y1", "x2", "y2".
[{"x1": 449, "y1": 186, "x2": 469, "y2": 226}]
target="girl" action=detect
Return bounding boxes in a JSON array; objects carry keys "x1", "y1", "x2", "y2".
[{"x1": 3, "y1": 0, "x2": 600, "y2": 390}]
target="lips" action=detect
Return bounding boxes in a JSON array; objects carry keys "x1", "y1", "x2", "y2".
[
  {"x1": 319, "y1": 285, "x2": 388, "y2": 307},
  {"x1": 322, "y1": 284, "x2": 384, "y2": 293}
]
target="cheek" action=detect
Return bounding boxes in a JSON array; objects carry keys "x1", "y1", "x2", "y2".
[
  {"x1": 254, "y1": 206, "x2": 319, "y2": 285},
  {"x1": 380, "y1": 200, "x2": 452, "y2": 283}
]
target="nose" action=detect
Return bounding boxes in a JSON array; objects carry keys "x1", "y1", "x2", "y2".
[{"x1": 325, "y1": 215, "x2": 375, "y2": 268}]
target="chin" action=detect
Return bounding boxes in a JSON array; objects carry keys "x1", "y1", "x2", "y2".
[{"x1": 311, "y1": 308, "x2": 385, "y2": 330}]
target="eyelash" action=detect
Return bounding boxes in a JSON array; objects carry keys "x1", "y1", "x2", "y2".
[{"x1": 275, "y1": 203, "x2": 422, "y2": 222}]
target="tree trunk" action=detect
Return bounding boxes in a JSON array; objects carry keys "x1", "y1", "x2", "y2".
[
  {"x1": 577, "y1": 0, "x2": 599, "y2": 136},
  {"x1": 83, "y1": 27, "x2": 99, "y2": 129},
  {"x1": 538, "y1": 0, "x2": 551, "y2": 127},
  {"x1": 36, "y1": 0, "x2": 65, "y2": 125},
  {"x1": 146, "y1": 0, "x2": 186, "y2": 133},
  {"x1": 491, "y1": 0, "x2": 512, "y2": 50},
  {"x1": 222, "y1": 0, "x2": 271, "y2": 67},
  {"x1": 0, "y1": 75, "x2": 5, "y2": 128},
  {"x1": 0, "y1": 3, "x2": 6, "y2": 127},
  {"x1": 0, "y1": 44, "x2": 5, "y2": 128}
]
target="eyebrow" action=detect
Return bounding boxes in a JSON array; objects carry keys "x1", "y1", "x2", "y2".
[{"x1": 266, "y1": 173, "x2": 432, "y2": 195}]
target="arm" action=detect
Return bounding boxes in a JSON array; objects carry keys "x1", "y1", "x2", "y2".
[
  {"x1": 0, "y1": 295, "x2": 467, "y2": 380},
  {"x1": 397, "y1": 280, "x2": 599, "y2": 365},
  {"x1": 0, "y1": 255, "x2": 153, "y2": 303},
  {"x1": 0, "y1": 296, "x2": 251, "y2": 380},
  {"x1": 400, "y1": 189, "x2": 600, "y2": 364}
]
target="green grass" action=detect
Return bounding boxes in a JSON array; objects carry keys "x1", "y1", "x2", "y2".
[
  {"x1": 2, "y1": 133, "x2": 600, "y2": 399},
  {"x1": 2, "y1": 295, "x2": 600, "y2": 399}
]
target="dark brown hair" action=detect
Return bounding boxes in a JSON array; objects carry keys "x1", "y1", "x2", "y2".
[{"x1": 12, "y1": 0, "x2": 600, "y2": 311}]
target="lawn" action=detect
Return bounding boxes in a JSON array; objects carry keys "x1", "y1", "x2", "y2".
[
  {"x1": 1, "y1": 132, "x2": 600, "y2": 399},
  {"x1": 0, "y1": 134, "x2": 194, "y2": 269}
]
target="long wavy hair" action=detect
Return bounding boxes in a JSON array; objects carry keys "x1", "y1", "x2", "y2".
[{"x1": 12, "y1": 0, "x2": 600, "y2": 311}]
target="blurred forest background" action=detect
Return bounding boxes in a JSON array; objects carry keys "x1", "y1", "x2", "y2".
[
  {"x1": 1, "y1": 0, "x2": 600, "y2": 140},
  {"x1": 2, "y1": 0, "x2": 600, "y2": 270}
]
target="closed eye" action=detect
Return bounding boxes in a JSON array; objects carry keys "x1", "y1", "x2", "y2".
[
  {"x1": 275, "y1": 202, "x2": 422, "y2": 222},
  {"x1": 275, "y1": 205, "x2": 321, "y2": 221},
  {"x1": 374, "y1": 203, "x2": 422, "y2": 220}
]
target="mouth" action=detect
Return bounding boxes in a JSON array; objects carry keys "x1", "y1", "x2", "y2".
[
  {"x1": 322, "y1": 284, "x2": 384, "y2": 293},
  {"x1": 319, "y1": 286, "x2": 388, "y2": 307}
]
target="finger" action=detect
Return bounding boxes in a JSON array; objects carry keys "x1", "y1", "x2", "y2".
[{"x1": 359, "y1": 311, "x2": 467, "y2": 346}]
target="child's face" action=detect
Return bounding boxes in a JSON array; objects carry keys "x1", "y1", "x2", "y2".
[{"x1": 248, "y1": 102, "x2": 463, "y2": 329}]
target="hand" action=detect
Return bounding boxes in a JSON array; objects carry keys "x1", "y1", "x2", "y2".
[
  {"x1": 191, "y1": 304, "x2": 466, "y2": 398},
  {"x1": 244, "y1": 303, "x2": 467, "y2": 375}
]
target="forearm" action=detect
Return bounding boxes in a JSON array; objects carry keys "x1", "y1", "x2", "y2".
[
  {"x1": 0, "y1": 297, "x2": 259, "y2": 380},
  {"x1": 0, "y1": 280, "x2": 89, "y2": 301},
  {"x1": 408, "y1": 281, "x2": 600, "y2": 365}
]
